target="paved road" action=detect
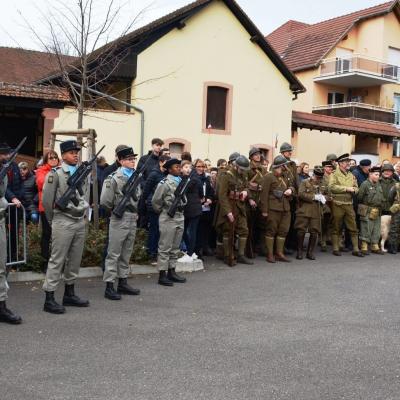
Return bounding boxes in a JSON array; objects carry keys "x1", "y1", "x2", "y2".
[{"x1": 1, "y1": 253, "x2": 400, "y2": 400}]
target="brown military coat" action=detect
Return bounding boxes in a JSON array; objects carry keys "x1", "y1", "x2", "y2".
[
  {"x1": 260, "y1": 173, "x2": 292, "y2": 214},
  {"x1": 247, "y1": 161, "x2": 268, "y2": 203},
  {"x1": 296, "y1": 178, "x2": 322, "y2": 219}
]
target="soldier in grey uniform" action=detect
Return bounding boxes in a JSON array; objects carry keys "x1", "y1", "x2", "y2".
[
  {"x1": 42, "y1": 140, "x2": 90, "y2": 314},
  {"x1": 100, "y1": 146, "x2": 141, "y2": 300},
  {"x1": 0, "y1": 143, "x2": 22, "y2": 324},
  {"x1": 152, "y1": 158, "x2": 187, "y2": 286}
]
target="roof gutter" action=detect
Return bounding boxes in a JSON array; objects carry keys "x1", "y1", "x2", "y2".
[{"x1": 70, "y1": 82, "x2": 145, "y2": 156}]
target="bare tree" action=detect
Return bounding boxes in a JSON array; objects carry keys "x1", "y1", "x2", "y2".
[{"x1": 20, "y1": 0, "x2": 150, "y2": 129}]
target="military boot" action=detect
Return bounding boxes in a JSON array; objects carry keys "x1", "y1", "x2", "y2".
[
  {"x1": 105, "y1": 282, "x2": 122, "y2": 300},
  {"x1": 361, "y1": 241, "x2": 370, "y2": 256},
  {"x1": 237, "y1": 237, "x2": 254, "y2": 265},
  {"x1": 215, "y1": 241, "x2": 224, "y2": 260},
  {"x1": 158, "y1": 271, "x2": 174, "y2": 286},
  {"x1": 275, "y1": 236, "x2": 291, "y2": 262},
  {"x1": 320, "y1": 231, "x2": 327, "y2": 252},
  {"x1": 0, "y1": 301, "x2": 22, "y2": 324},
  {"x1": 331, "y1": 235, "x2": 341, "y2": 256},
  {"x1": 388, "y1": 242, "x2": 398, "y2": 254},
  {"x1": 62, "y1": 284, "x2": 90, "y2": 307},
  {"x1": 296, "y1": 232, "x2": 305, "y2": 260},
  {"x1": 265, "y1": 236, "x2": 275, "y2": 263},
  {"x1": 306, "y1": 233, "x2": 318, "y2": 260},
  {"x1": 167, "y1": 268, "x2": 186, "y2": 283},
  {"x1": 223, "y1": 236, "x2": 236, "y2": 267},
  {"x1": 371, "y1": 243, "x2": 384, "y2": 255},
  {"x1": 44, "y1": 291, "x2": 66, "y2": 314},
  {"x1": 351, "y1": 235, "x2": 364, "y2": 257},
  {"x1": 117, "y1": 278, "x2": 141, "y2": 295}
]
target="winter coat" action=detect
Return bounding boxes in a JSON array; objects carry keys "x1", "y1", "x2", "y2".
[
  {"x1": 36, "y1": 164, "x2": 52, "y2": 213},
  {"x1": 5, "y1": 162, "x2": 22, "y2": 202},
  {"x1": 184, "y1": 173, "x2": 203, "y2": 219},
  {"x1": 143, "y1": 167, "x2": 165, "y2": 212},
  {"x1": 352, "y1": 166, "x2": 369, "y2": 187},
  {"x1": 20, "y1": 172, "x2": 38, "y2": 213},
  {"x1": 137, "y1": 151, "x2": 160, "y2": 181}
]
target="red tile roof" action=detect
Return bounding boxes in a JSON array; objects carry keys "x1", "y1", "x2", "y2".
[
  {"x1": 0, "y1": 82, "x2": 69, "y2": 102},
  {"x1": 0, "y1": 47, "x2": 76, "y2": 84},
  {"x1": 292, "y1": 110, "x2": 400, "y2": 138},
  {"x1": 267, "y1": 1, "x2": 399, "y2": 71}
]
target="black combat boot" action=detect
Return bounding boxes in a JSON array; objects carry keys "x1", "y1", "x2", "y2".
[
  {"x1": 167, "y1": 268, "x2": 187, "y2": 283},
  {"x1": 62, "y1": 284, "x2": 90, "y2": 307},
  {"x1": 105, "y1": 282, "x2": 122, "y2": 300},
  {"x1": 306, "y1": 233, "x2": 318, "y2": 260},
  {"x1": 388, "y1": 242, "x2": 397, "y2": 254},
  {"x1": 0, "y1": 301, "x2": 22, "y2": 324},
  {"x1": 117, "y1": 278, "x2": 141, "y2": 295},
  {"x1": 43, "y1": 291, "x2": 66, "y2": 314},
  {"x1": 158, "y1": 271, "x2": 174, "y2": 286},
  {"x1": 296, "y1": 232, "x2": 305, "y2": 260}
]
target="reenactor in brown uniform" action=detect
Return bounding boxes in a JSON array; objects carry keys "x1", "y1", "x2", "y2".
[
  {"x1": 215, "y1": 155, "x2": 253, "y2": 266},
  {"x1": 260, "y1": 155, "x2": 295, "y2": 263},
  {"x1": 320, "y1": 160, "x2": 334, "y2": 251},
  {"x1": 328, "y1": 154, "x2": 364, "y2": 257},
  {"x1": 246, "y1": 147, "x2": 268, "y2": 257},
  {"x1": 294, "y1": 166, "x2": 326, "y2": 260}
]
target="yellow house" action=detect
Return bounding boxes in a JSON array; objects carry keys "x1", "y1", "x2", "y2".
[
  {"x1": 46, "y1": 0, "x2": 304, "y2": 163},
  {"x1": 267, "y1": 0, "x2": 400, "y2": 166}
]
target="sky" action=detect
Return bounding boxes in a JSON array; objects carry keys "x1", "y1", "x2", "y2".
[{"x1": 0, "y1": 0, "x2": 390, "y2": 52}]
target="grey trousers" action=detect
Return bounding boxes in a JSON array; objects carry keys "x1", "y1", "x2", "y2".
[
  {"x1": 103, "y1": 213, "x2": 138, "y2": 283},
  {"x1": 157, "y1": 211, "x2": 184, "y2": 272},
  {"x1": 43, "y1": 214, "x2": 86, "y2": 292},
  {"x1": 0, "y1": 218, "x2": 8, "y2": 301}
]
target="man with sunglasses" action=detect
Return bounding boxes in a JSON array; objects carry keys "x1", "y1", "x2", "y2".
[
  {"x1": 42, "y1": 140, "x2": 90, "y2": 314},
  {"x1": 100, "y1": 146, "x2": 141, "y2": 300}
]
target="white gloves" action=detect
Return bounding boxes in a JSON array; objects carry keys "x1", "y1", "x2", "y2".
[{"x1": 314, "y1": 194, "x2": 326, "y2": 204}]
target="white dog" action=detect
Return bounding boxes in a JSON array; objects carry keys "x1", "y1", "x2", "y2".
[{"x1": 380, "y1": 215, "x2": 391, "y2": 252}]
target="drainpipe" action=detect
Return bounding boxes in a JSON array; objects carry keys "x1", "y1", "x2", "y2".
[{"x1": 70, "y1": 82, "x2": 145, "y2": 156}]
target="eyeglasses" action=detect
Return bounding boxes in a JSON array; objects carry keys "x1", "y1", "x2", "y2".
[{"x1": 49, "y1": 156, "x2": 58, "y2": 160}]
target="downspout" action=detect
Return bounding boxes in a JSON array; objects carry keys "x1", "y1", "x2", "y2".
[{"x1": 70, "y1": 82, "x2": 145, "y2": 156}]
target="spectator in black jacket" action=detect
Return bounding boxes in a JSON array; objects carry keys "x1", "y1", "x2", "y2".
[
  {"x1": 142, "y1": 155, "x2": 170, "y2": 264},
  {"x1": 102, "y1": 145, "x2": 128, "y2": 183},
  {"x1": 137, "y1": 138, "x2": 164, "y2": 181},
  {"x1": 352, "y1": 159, "x2": 371, "y2": 186},
  {"x1": 194, "y1": 159, "x2": 215, "y2": 258},
  {"x1": 18, "y1": 162, "x2": 39, "y2": 224}
]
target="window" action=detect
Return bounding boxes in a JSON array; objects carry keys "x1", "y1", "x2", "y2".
[
  {"x1": 202, "y1": 82, "x2": 233, "y2": 134},
  {"x1": 169, "y1": 142, "x2": 184, "y2": 158},
  {"x1": 393, "y1": 139, "x2": 400, "y2": 157},
  {"x1": 328, "y1": 92, "x2": 345, "y2": 104}
]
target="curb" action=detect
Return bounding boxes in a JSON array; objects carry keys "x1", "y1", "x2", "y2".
[{"x1": 8, "y1": 259, "x2": 204, "y2": 283}]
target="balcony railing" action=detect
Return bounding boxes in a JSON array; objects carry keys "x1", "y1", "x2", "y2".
[
  {"x1": 315, "y1": 55, "x2": 400, "y2": 86},
  {"x1": 313, "y1": 102, "x2": 399, "y2": 124}
]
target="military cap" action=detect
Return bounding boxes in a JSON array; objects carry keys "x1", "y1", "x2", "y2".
[
  {"x1": 249, "y1": 147, "x2": 261, "y2": 158},
  {"x1": 117, "y1": 146, "x2": 137, "y2": 160},
  {"x1": 369, "y1": 166, "x2": 381, "y2": 173},
  {"x1": 228, "y1": 152, "x2": 240, "y2": 163},
  {"x1": 322, "y1": 160, "x2": 333, "y2": 167},
  {"x1": 115, "y1": 144, "x2": 129, "y2": 155},
  {"x1": 381, "y1": 163, "x2": 394, "y2": 172},
  {"x1": 272, "y1": 155, "x2": 288, "y2": 169},
  {"x1": 235, "y1": 155, "x2": 250, "y2": 170},
  {"x1": 164, "y1": 158, "x2": 181, "y2": 170},
  {"x1": 0, "y1": 143, "x2": 11, "y2": 154},
  {"x1": 60, "y1": 140, "x2": 81, "y2": 154},
  {"x1": 279, "y1": 142, "x2": 294, "y2": 153},
  {"x1": 336, "y1": 153, "x2": 350, "y2": 163},
  {"x1": 326, "y1": 153, "x2": 337, "y2": 161},
  {"x1": 359, "y1": 159, "x2": 371, "y2": 167},
  {"x1": 313, "y1": 165, "x2": 324, "y2": 177}
]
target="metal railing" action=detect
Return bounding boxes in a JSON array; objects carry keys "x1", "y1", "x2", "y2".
[
  {"x1": 6, "y1": 203, "x2": 27, "y2": 268},
  {"x1": 312, "y1": 102, "x2": 398, "y2": 124},
  {"x1": 320, "y1": 55, "x2": 400, "y2": 81}
]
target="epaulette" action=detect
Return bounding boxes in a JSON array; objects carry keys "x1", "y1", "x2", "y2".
[{"x1": 159, "y1": 179, "x2": 166, "y2": 185}]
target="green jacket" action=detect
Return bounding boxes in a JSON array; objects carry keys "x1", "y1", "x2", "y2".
[
  {"x1": 328, "y1": 168, "x2": 358, "y2": 205},
  {"x1": 379, "y1": 176, "x2": 396, "y2": 213},
  {"x1": 357, "y1": 179, "x2": 384, "y2": 209},
  {"x1": 260, "y1": 172, "x2": 292, "y2": 213}
]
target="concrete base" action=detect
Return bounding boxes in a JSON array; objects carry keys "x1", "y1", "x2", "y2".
[{"x1": 7, "y1": 259, "x2": 204, "y2": 283}]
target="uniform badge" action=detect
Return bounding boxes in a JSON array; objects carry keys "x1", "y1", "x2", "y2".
[
  {"x1": 48, "y1": 176, "x2": 54, "y2": 184},
  {"x1": 106, "y1": 183, "x2": 111, "y2": 188}
]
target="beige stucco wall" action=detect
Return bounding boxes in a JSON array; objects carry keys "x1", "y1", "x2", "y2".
[
  {"x1": 132, "y1": 0, "x2": 294, "y2": 163},
  {"x1": 54, "y1": 107, "x2": 139, "y2": 163}
]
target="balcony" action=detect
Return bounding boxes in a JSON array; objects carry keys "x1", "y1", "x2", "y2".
[
  {"x1": 314, "y1": 56, "x2": 400, "y2": 87},
  {"x1": 312, "y1": 102, "x2": 398, "y2": 124}
]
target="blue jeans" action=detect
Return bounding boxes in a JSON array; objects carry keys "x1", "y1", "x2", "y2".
[
  {"x1": 147, "y1": 211, "x2": 160, "y2": 257},
  {"x1": 183, "y1": 216, "x2": 200, "y2": 256}
]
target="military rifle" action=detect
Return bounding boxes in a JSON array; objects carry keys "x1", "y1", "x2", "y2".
[
  {"x1": 55, "y1": 145, "x2": 105, "y2": 210},
  {"x1": 113, "y1": 155, "x2": 152, "y2": 218},
  {"x1": 167, "y1": 169, "x2": 196, "y2": 218},
  {"x1": 0, "y1": 137, "x2": 27, "y2": 184}
]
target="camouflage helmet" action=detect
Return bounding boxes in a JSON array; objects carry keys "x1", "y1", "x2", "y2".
[
  {"x1": 249, "y1": 147, "x2": 261, "y2": 158},
  {"x1": 228, "y1": 152, "x2": 240, "y2": 163},
  {"x1": 381, "y1": 163, "x2": 394, "y2": 172},
  {"x1": 280, "y1": 142, "x2": 294, "y2": 153},
  {"x1": 272, "y1": 155, "x2": 288, "y2": 169},
  {"x1": 235, "y1": 155, "x2": 250, "y2": 170}
]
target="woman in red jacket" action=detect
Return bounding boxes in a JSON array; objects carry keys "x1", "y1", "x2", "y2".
[{"x1": 36, "y1": 151, "x2": 59, "y2": 271}]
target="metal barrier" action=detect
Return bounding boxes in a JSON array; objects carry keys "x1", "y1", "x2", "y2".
[{"x1": 5, "y1": 203, "x2": 27, "y2": 268}]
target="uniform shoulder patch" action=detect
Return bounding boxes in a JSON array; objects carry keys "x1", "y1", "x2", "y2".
[
  {"x1": 47, "y1": 175, "x2": 54, "y2": 184},
  {"x1": 159, "y1": 179, "x2": 166, "y2": 185}
]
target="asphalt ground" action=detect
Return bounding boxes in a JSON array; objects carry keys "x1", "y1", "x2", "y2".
[{"x1": 1, "y1": 252, "x2": 400, "y2": 400}]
